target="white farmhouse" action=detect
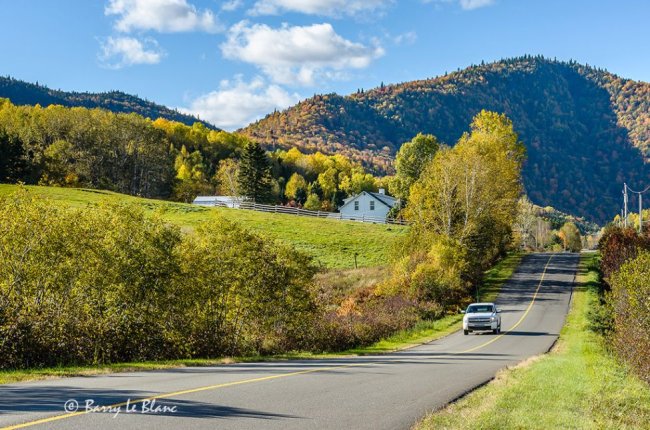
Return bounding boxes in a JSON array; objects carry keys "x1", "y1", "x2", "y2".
[
  {"x1": 338, "y1": 189, "x2": 398, "y2": 222},
  {"x1": 192, "y1": 196, "x2": 246, "y2": 208}
]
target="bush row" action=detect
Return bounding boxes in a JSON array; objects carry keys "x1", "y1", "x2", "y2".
[
  {"x1": 0, "y1": 189, "x2": 316, "y2": 368},
  {"x1": 596, "y1": 225, "x2": 650, "y2": 383},
  {"x1": 609, "y1": 252, "x2": 650, "y2": 384},
  {"x1": 0, "y1": 189, "x2": 425, "y2": 369}
]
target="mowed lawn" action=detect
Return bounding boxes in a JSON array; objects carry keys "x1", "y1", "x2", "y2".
[{"x1": 0, "y1": 184, "x2": 407, "y2": 269}]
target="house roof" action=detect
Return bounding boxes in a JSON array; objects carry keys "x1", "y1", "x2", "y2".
[
  {"x1": 368, "y1": 192, "x2": 397, "y2": 207},
  {"x1": 193, "y1": 196, "x2": 243, "y2": 203},
  {"x1": 338, "y1": 191, "x2": 397, "y2": 211}
]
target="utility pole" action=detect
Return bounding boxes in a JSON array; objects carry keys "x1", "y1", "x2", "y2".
[
  {"x1": 639, "y1": 193, "x2": 643, "y2": 234},
  {"x1": 623, "y1": 183, "x2": 627, "y2": 227}
]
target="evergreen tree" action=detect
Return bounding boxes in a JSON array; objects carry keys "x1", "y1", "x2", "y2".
[
  {"x1": 0, "y1": 131, "x2": 27, "y2": 182},
  {"x1": 237, "y1": 142, "x2": 273, "y2": 203}
]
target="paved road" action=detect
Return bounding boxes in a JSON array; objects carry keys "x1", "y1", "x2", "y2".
[{"x1": 0, "y1": 253, "x2": 579, "y2": 430}]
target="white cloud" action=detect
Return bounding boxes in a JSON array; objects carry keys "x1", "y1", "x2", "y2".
[
  {"x1": 98, "y1": 36, "x2": 165, "y2": 69},
  {"x1": 181, "y1": 76, "x2": 301, "y2": 130},
  {"x1": 221, "y1": 0, "x2": 243, "y2": 11},
  {"x1": 424, "y1": 0, "x2": 495, "y2": 10},
  {"x1": 393, "y1": 31, "x2": 417, "y2": 46},
  {"x1": 105, "y1": 0, "x2": 221, "y2": 33},
  {"x1": 221, "y1": 21, "x2": 384, "y2": 86},
  {"x1": 459, "y1": 0, "x2": 494, "y2": 10},
  {"x1": 249, "y1": 0, "x2": 390, "y2": 17}
]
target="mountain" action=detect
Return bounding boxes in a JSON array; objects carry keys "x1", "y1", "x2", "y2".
[
  {"x1": 0, "y1": 76, "x2": 216, "y2": 129},
  {"x1": 241, "y1": 56, "x2": 650, "y2": 224}
]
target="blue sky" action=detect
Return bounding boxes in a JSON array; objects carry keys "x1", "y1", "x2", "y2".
[{"x1": 1, "y1": 0, "x2": 649, "y2": 130}]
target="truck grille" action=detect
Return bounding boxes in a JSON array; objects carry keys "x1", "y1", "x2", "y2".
[{"x1": 469, "y1": 317, "x2": 491, "y2": 323}]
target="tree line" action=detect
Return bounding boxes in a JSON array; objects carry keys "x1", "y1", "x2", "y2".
[{"x1": 0, "y1": 99, "x2": 383, "y2": 208}]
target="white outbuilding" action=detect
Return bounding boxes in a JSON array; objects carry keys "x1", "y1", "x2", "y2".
[
  {"x1": 192, "y1": 196, "x2": 246, "y2": 208},
  {"x1": 338, "y1": 189, "x2": 398, "y2": 223}
]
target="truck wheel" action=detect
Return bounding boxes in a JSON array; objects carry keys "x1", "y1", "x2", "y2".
[
  {"x1": 492, "y1": 328, "x2": 498, "y2": 334},
  {"x1": 463, "y1": 330, "x2": 468, "y2": 335}
]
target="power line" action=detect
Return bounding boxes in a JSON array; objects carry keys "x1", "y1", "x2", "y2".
[
  {"x1": 626, "y1": 184, "x2": 650, "y2": 194},
  {"x1": 622, "y1": 183, "x2": 648, "y2": 233}
]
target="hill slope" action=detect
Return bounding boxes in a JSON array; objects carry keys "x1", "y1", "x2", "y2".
[
  {"x1": 0, "y1": 184, "x2": 406, "y2": 269},
  {"x1": 0, "y1": 76, "x2": 216, "y2": 129},
  {"x1": 242, "y1": 56, "x2": 650, "y2": 223}
]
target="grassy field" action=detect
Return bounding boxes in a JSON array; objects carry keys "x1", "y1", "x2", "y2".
[
  {"x1": 0, "y1": 184, "x2": 407, "y2": 269},
  {"x1": 0, "y1": 252, "x2": 523, "y2": 385},
  {"x1": 415, "y1": 252, "x2": 650, "y2": 430}
]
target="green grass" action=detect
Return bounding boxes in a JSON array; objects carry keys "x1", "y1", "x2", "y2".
[
  {"x1": 0, "y1": 184, "x2": 407, "y2": 269},
  {"x1": 415, "y1": 252, "x2": 650, "y2": 430},
  {"x1": 479, "y1": 252, "x2": 524, "y2": 303},
  {"x1": 0, "y1": 252, "x2": 523, "y2": 385}
]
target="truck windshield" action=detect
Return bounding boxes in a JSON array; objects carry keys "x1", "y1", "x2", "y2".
[{"x1": 467, "y1": 305, "x2": 494, "y2": 313}]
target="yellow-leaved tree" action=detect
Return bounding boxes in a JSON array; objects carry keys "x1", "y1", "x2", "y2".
[{"x1": 386, "y1": 110, "x2": 525, "y2": 306}]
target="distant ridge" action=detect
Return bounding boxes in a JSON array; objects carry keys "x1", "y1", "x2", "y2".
[
  {"x1": 241, "y1": 56, "x2": 650, "y2": 223},
  {"x1": 0, "y1": 76, "x2": 218, "y2": 130}
]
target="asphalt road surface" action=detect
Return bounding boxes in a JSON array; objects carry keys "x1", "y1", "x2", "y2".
[{"x1": 0, "y1": 252, "x2": 579, "y2": 430}]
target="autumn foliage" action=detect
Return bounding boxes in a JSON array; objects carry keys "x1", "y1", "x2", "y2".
[{"x1": 597, "y1": 225, "x2": 650, "y2": 383}]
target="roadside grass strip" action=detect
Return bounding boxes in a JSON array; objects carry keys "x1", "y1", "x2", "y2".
[{"x1": 414, "y1": 252, "x2": 650, "y2": 430}]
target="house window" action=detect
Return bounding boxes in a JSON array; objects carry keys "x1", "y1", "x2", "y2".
[
  {"x1": 370, "y1": 201, "x2": 375, "y2": 210},
  {"x1": 354, "y1": 201, "x2": 359, "y2": 211}
]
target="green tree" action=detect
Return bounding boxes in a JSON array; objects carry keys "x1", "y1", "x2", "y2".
[
  {"x1": 558, "y1": 222, "x2": 581, "y2": 252},
  {"x1": 285, "y1": 173, "x2": 308, "y2": 201},
  {"x1": 237, "y1": 142, "x2": 274, "y2": 203},
  {"x1": 214, "y1": 158, "x2": 240, "y2": 196},
  {"x1": 41, "y1": 139, "x2": 79, "y2": 186},
  {"x1": 400, "y1": 111, "x2": 525, "y2": 295},
  {"x1": 317, "y1": 167, "x2": 339, "y2": 201},
  {"x1": 294, "y1": 187, "x2": 308, "y2": 205},
  {"x1": 340, "y1": 171, "x2": 377, "y2": 196},
  {"x1": 391, "y1": 133, "x2": 440, "y2": 201},
  {"x1": 304, "y1": 193, "x2": 321, "y2": 211},
  {"x1": 0, "y1": 130, "x2": 27, "y2": 182},
  {"x1": 514, "y1": 196, "x2": 538, "y2": 249}
]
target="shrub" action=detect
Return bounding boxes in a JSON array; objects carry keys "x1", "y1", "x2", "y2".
[
  {"x1": 609, "y1": 251, "x2": 650, "y2": 384},
  {"x1": 0, "y1": 188, "x2": 316, "y2": 368},
  {"x1": 305, "y1": 292, "x2": 420, "y2": 352},
  {"x1": 379, "y1": 233, "x2": 471, "y2": 311},
  {"x1": 177, "y1": 219, "x2": 316, "y2": 356},
  {"x1": 598, "y1": 225, "x2": 650, "y2": 286}
]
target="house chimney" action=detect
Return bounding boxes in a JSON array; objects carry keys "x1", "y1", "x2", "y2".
[{"x1": 378, "y1": 188, "x2": 385, "y2": 195}]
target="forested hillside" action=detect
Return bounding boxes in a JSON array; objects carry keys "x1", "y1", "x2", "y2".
[
  {"x1": 0, "y1": 76, "x2": 214, "y2": 129},
  {"x1": 242, "y1": 56, "x2": 650, "y2": 223}
]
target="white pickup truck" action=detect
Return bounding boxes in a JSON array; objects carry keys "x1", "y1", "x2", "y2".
[{"x1": 461, "y1": 302, "x2": 502, "y2": 335}]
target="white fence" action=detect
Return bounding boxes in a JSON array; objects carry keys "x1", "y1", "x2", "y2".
[{"x1": 206, "y1": 201, "x2": 409, "y2": 226}]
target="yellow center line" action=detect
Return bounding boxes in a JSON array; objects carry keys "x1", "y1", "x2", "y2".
[
  {"x1": 456, "y1": 254, "x2": 554, "y2": 354},
  {"x1": 1, "y1": 362, "x2": 370, "y2": 430},
  {"x1": 2, "y1": 254, "x2": 556, "y2": 430}
]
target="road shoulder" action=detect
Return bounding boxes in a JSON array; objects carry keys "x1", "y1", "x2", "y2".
[{"x1": 413, "y1": 252, "x2": 650, "y2": 430}]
